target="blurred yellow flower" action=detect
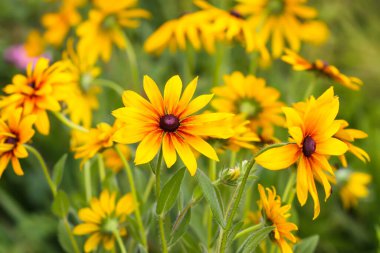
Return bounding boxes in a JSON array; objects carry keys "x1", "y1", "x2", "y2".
[
  {"x1": 334, "y1": 120, "x2": 370, "y2": 167},
  {"x1": 255, "y1": 87, "x2": 348, "y2": 219},
  {"x1": 0, "y1": 58, "x2": 71, "y2": 135},
  {"x1": 236, "y1": 0, "x2": 328, "y2": 58},
  {"x1": 340, "y1": 172, "x2": 371, "y2": 209},
  {"x1": 282, "y1": 49, "x2": 363, "y2": 90},
  {"x1": 24, "y1": 30, "x2": 46, "y2": 57},
  {"x1": 73, "y1": 190, "x2": 135, "y2": 252},
  {"x1": 0, "y1": 109, "x2": 35, "y2": 177},
  {"x1": 211, "y1": 71, "x2": 284, "y2": 142},
  {"x1": 112, "y1": 75, "x2": 233, "y2": 175},
  {"x1": 62, "y1": 40, "x2": 101, "y2": 128},
  {"x1": 41, "y1": 0, "x2": 85, "y2": 46},
  {"x1": 74, "y1": 121, "x2": 121, "y2": 165},
  {"x1": 103, "y1": 144, "x2": 131, "y2": 173},
  {"x1": 258, "y1": 184, "x2": 298, "y2": 253},
  {"x1": 77, "y1": 0, "x2": 150, "y2": 64}
]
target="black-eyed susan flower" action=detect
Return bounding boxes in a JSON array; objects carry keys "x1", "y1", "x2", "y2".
[
  {"x1": 62, "y1": 40, "x2": 101, "y2": 128},
  {"x1": 258, "y1": 184, "x2": 298, "y2": 253},
  {"x1": 282, "y1": 49, "x2": 363, "y2": 90},
  {"x1": 255, "y1": 87, "x2": 348, "y2": 219},
  {"x1": 0, "y1": 57, "x2": 72, "y2": 135},
  {"x1": 112, "y1": 75, "x2": 233, "y2": 175},
  {"x1": 211, "y1": 71, "x2": 284, "y2": 142},
  {"x1": 236, "y1": 0, "x2": 328, "y2": 58},
  {"x1": 103, "y1": 144, "x2": 131, "y2": 173},
  {"x1": 338, "y1": 171, "x2": 371, "y2": 209},
  {"x1": 77, "y1": 0, "x2": 150, "y2": 64},
  {"x1": 334, "y1": 120, "x2": 370, "y2": 167},
  {"x1": 41, "y1": 0, "x2": 85, "y2": 46},
  {"x1": 0, "y1": 109, "x2": 35, "y2": 177},
  {"x1": 74, "y1": 121, "x2": 121, "y2": 165},
  {"x1": 73, "y1": 190, "x2": 135, "y2": 252}
]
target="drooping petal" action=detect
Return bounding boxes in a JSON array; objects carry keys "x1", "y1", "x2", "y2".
[{"x1": 172, "y1": 135, "x2": 197, "y2": 176}]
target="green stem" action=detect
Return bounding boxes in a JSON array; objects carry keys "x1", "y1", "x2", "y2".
[
  {"x1": 25, "y1": 145, "x2": 56, "y2": 197},
  {"x1": 158, "y1": 215, "x2": 168, "y2": 253},
  {"x1": 213, "y1": 43, "x2": 224, "y2": 86},
  {"x1": 115, "y1": 145, "x2": 148, "y2": 250},
  {"x1": 249, "y1": 52, "x2": 259, "y2": 75},
  {"x1": 0, "y1": 187, "x2": 26, "y2": 221},
  {"x1": 155, "y1": 149, "x2": 163, "y2": 197},
  {"x1": 304, "y1": 74, "x2": 317, "y2": 99},
  {"x1": 63, "y1": 218, "x2": 81, "y2": 253},
  {"x1": 53, "y1": 112, "x2": 89, "y2": 133},
  {"x1": 83, "y1": 162, "x2": 92, "y2": 202},
  {"x1": 123, "y1": 34, "x2": 140, "y2": 92},
  {"x1": 94, "y1": 78, "x2": 124, "y2": 95},
  {"x1": 234, "y1": 223, "x2": 264, "y2": 240},
  {"x1": 229, "y1": 151, "x2": 237, "y2": 168},
  {"x1": 97, "y1": 154, "x2": 105, "y2": 183},
  {"x1": 282, "y1": 170, "x2": 296, "y2": 204},
  {"x1": 113, "y1": 230, "x2": 128, "y2": 253},
  {"x1": 142, "y1": 173, "x2": 155, "y2": 203},
  {"x1": 207, "y1": 159, "x2": 217, "y2": 250}
]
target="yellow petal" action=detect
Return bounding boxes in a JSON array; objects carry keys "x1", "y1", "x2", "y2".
[
  {"x1": 164, "y1": 75, "x2": 182, "y2": 114},
  {"x1": 255, "y1": 144, "x2": 299, "y2": 170},
  {"x1": 179, "y1": 132, "x2": 218, "y2": 161},
  {"x1": 84, "y1": 232, "x2": 102, "y2": 252},
  {"x1": 296, "y1": 156, "x2": 309, "y2": 206},
  {"x1": 116, "y1": 193, "x2": 135, "y2": 216},
  {"x1": 73, "y1": 223, "x2": 100, "y2": 235},
  {"x1": 143, "y1": 75, "x2": 164, "y2": 115},
  {"x1": 316, "y1": 138, "x2": 348, "y2": 156},
  {"x1": 134, "y1": 130, "x2": 162, "y2": 165},
  {"x1": 162, "y1": 133, "x2": 177, "y2": 168},
  {"x1": 172, "y1": 135, "x2": 197, "y2": 176}
]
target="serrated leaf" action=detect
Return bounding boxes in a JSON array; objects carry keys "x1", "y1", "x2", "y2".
[
  {"x1": 170, "y1": 206, "x2": 192, "y2": 246},
  {"x1": 294, "y1": 235, "x2": 319, "y2": 253},
  {"x1": 156, "y1": 167, "x2": 186, "y2": 215},
  {"x1": 52, "y1": 154, "x2": 67, "y2": 188},
  {"x1": 237, "y1": 226, "x2": 274, "y2": 253},
  {"x1": 51, "y1": 190, "x2": 70, "y2": 218},
  {"x1": 195, "y1": 169, "x2": 225, "y2": 228}
]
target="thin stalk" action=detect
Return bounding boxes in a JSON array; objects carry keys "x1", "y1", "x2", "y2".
[
  {"x1": 282, "y1": 170, "x2": 296, "y2": 204},
  {"x1": 155, "y1": 149, "x2": 163, "y2": 197},
  {"x1": 234, "y1": 223, "x2": 264, "y2": 240},
  {"x1": 229, "y1": 151, "x2": 237, "y2": 168},
  {"x1": 123, "y1": 34, "x2": 140, "y2": 92},
  {"x1": 142, "y1": 173, "x2": 155, "y2": 203},
  {"x1": 213, "y1": 43, "x2": 224, "y2": 86},
  {"x1": 25, "y1": 145, "x2": 56, "y2": 197},
  {"x1": 97, "y1": 154, "x2": 106, "y2": 183},
  {"x1": 53, "y1": 112, "x2": 89, "y2": 133},
  {"x1": 94, "y1": 78, "x2": 124, "y2": 95},
  {"x1": 114, "y1": 230, "x2": 128, "y2": 253},
  {"x1": 158, "y1": 214, "x2": 168, "y2": 253},
  {"x1": 115, "y1": 145, "x2": 148, "y2": 250},
  {"x1": 63, "y1": 218, "x2": 81, "y2": 253},
  {"x1": 207, "y1": 159, "x2": 217, "y2": 250},
  {"x1": 83, "y1": 162, "x2": 92, "y2": 202}
]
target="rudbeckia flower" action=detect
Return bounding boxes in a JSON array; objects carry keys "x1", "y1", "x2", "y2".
[
  {"x1": 211, "y1": 71, "x2": 284, "y2": 142},
  {"x1": 73, "y1": 190, "x2": 135, "y2": 252},
  {"x1": 0, "y1": 109, "x2": 35, "y2": 177},
  {"x1": 337, "y1": 170, "x2": 371, "y2": 209},
  {"x1": 0, "y1": 57, "x2": 72, "y2": 135},
  {"x1": 334, "y1": 120, "x2": 370, "y2": 167},
  {"x1": 258, "y1": 184, "x2": 298, "y2": 253},
  {"x1": 255, "y1": 87, "x2": 348, "y2": 219},
  {"x1": 282, "y1": 49, "x2": 363, "y2": 90},
  {"x1": 112, "y1": 75, "x2": 233, "y2": 175},
  {"x1": 77, "y1": 0, "x2": 150, "y2": 64},
  {"x1": 236, "y1": 0, "x2": 328, "y2": 57}
]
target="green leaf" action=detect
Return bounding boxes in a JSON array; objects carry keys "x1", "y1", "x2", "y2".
[
  {"x1": 225, "y1": 221, "x2": 244, "y2": 250},
  {"x1": 156, "y1": 167, "x2": 186, "y2": 215},
  {"x1": 51, "y1": 190, "x2": 70, "y2": 218},
  {"x1": 169, "y1": 206, "x2": 192, "y2": 246},
  {"x1": 294, "y1": 235, "x2": 319, "y2": 253},
  {"x1": 52, "y1": 154, "x2": 67, "y2": 188},
  {"x1": 58, "y1": 220, "x2": 80, "y2": 253},
  {"x1": 237, "y1": 226, "x2": 274, "y2": 253},
  {"x1": 195, "y1": 169, "x2": 226, "y2": 228}
]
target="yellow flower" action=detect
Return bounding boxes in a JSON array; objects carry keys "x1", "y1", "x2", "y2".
[
  {"x1": 77, "y1": 0, "x2": 150, "y2": 64},
  {"x1": 144, "y1": 11, "x2": 217, "y2": 55},
  {"x1": 339, "y1": 171, "x2": 371, "y2": 209},
  {"x1": 236, "y1": 0, "x2": 328, "y2": 58},
  {"x1": 282, "y1": 49, "x2": 363, "y2": 90},
  {"x1": 103, "y1": 144, "x2": 131, "y2": 173},
  {"x1": 258, "y1": 184, "x2": 298, "y2": 253},
  {"x1": 0, "y1": 109, "x2": 35, "y2": 177},
  {"x1": 0, "y1": 58, "x2": 71, "y2": 135},
  {"x1": 112, "y1": 75, "x2": 233, "y2": 175},
  {"x1": 24, "y1": 30, "x2": 46, "y2": 57},
  {"x1": 74, "y1": 121, "x2": 121, "y2": 164},
  {"x1": 41, "y1": 0, "x2": 84, "y2": 46},
  {"x1": 211, "y1": 71, "x2": 284, "y2": 142},
  {"x1": 62, "y1": 40, "x2": 101, "y2": 128},
  {"x1": 73, "y1": 190, "x2": 135, "y2": 252},
  {"x1": 334, "y1": 120, "x2": 370, "y2": 167},
  {"x1": 255, "y1": 87, "x2": 348, "y2": 219}
]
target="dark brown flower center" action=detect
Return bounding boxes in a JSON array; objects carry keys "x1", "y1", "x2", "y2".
[
  {"x1": 5, "y1": 137, "x2": 18, "y2": 145},
  {"x1": 302, "y1": 136, "x2": 316, "y2": 157},
  {"x1": 229, "y1": 10, "x2": 244, "y2": 19},
  {"x1": 27, "y1": 80, "x2": 36, "y2": 89},
  {"x1": 159, "y1": 114, "x2": 180, "y2": 132}
]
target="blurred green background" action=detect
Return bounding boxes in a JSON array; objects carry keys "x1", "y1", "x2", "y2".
[{"x1": 0, "y1": 0, "x2": 379, "y2": 252}]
